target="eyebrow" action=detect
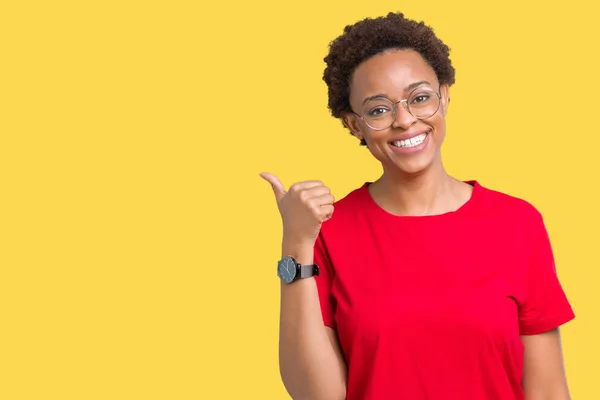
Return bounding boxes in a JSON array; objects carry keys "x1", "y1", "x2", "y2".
[{"x1": 361, "y1": 80, "x2": 431, "y2": 105}]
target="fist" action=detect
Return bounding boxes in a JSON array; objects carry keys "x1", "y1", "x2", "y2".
[{"x1": 260, "y1": 172, "x2": 334, "y2": 246}]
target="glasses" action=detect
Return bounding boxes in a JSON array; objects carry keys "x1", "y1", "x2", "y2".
[{"x1": 351, "y1": 86, "x2": 442, "y2": 131}]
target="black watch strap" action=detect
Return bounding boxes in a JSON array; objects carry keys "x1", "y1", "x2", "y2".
[{"x1": 299, "y1": 264, "x2": 320, "y2": 279}]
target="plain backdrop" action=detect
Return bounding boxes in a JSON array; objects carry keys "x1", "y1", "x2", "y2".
[{"x1": 1, "y1": 1, "x2": 598, "y2": 398}]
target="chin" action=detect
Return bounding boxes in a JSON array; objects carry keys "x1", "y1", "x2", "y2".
[
  {"x1": 393, "y1": 157, "x2": 435, "y2": 176},
  {"x1": 384, "y1": 144, "x2": 441, "y2": 176}
]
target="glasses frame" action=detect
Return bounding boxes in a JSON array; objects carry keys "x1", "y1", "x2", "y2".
[{"x1": 351, "y1": 86, "x2": 442, "y2": 131}]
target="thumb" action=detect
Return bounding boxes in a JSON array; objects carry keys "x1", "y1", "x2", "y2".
[{"x1": 259, "y1": 172, "x2": 286, "y2": 202}]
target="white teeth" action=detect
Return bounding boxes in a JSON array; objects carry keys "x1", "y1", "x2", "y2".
[{"x1": 392, "y1": 133, "x2": 428, "y2": 148}]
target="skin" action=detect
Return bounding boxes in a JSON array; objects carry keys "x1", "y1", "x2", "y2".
[
  {"x1": 342, "y1": 49, "x2": 473, "y2": 216},
  {"x1": 522, "y1": 329, "x2": 571, "y2": 399}
]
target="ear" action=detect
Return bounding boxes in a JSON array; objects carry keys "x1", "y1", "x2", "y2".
[
  {"x1": 440, "y1": 84, "x2": 450, "y2": 116},
  {"x1": 341, "y1": 111, "x2": 365, "y2": 143}
]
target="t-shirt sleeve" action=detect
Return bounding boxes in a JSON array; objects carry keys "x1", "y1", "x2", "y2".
[
  {"x1": 518, "y1": 211, "x2": 575, "y2": 335},
  {"x1": 313, "y1": 232, "x2": 336, "y2": 329}
]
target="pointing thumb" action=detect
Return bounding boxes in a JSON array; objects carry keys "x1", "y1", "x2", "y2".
[{"x1": 259, "y1": 172, "x2": 286, "y2": 202}]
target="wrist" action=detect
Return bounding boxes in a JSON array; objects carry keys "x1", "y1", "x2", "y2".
[{"x1": 281, "y1": 239, "x2": 315, "y2": 265}]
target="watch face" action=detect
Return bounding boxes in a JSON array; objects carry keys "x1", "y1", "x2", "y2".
[{"x1": 277, "y1": 257, "x2": 297, "y2": 284}]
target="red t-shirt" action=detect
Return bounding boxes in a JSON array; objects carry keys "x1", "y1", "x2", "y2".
[{"x1": 314, "y1": 181, "x2": 575, "y2": 400}]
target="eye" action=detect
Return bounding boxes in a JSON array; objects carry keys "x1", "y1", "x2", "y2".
[
  {"x1": 411, "y1": 94, "x2": 430, "y2": 104},
  {"x1": 367, "y1": 107, "x2": 390, "y2": 117}
]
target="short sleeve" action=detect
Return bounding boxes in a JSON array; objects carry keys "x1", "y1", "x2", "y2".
[
  {"x1": 314, "y1": 232, "x2": 336, "y2": 329},
  {"x1": 518, "y1": 212, "x2": 575, "y2": 335}
]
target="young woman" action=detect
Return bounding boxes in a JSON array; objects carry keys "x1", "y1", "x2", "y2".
[{"x1": 261, "y1": 12, "x2": 574, "y2": 400}]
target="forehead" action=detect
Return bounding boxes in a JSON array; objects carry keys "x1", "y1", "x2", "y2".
[{"x1": 350, "y1": 49, "x2": 438, "y2": 101}]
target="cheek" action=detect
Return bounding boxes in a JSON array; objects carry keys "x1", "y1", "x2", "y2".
[
  {"x1": 364, "y1": 130, "x2": 390, "y2": 149},
  {"x1": 430, "y1": 116, "x2": 446, "y2": 142},
  {"x1": 363, "y1": 133, "x2": 390, "y2": 159}
]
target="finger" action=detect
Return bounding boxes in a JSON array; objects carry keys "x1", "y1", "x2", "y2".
[
  {"x1": 299, "y1": 185, "x2": 331, "y2": 201},
  {"x1": 319, "y1": 205, "x2": 335, "y2": 221},
  {"x1": 289, "y1": 180, "x2": 325, "y2": 193},
  {"x1": 307, "y1": 195, "x2": 335, "y2": 222},
  {"x1": 306, "y1": 193, "x2": 335, "y2": 209},
  {"x1": 259, "y1": 172, "x2": 286, "y2": 202}
]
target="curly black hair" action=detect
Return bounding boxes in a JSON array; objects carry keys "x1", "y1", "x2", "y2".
[{"x1": 323, "y1": 12, "x2": 456, "y2": 145}]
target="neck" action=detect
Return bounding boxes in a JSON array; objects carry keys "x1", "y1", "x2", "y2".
[{"x1": 370, "y1": 158, "x2": 467, "y2": 216}]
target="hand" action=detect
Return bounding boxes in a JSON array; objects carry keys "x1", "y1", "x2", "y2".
[{"x1": 260, "y1": 172, "x2": 334, "y2": 246}]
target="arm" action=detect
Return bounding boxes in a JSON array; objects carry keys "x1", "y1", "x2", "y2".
[
  {"x1": 279, "y1": 243, "x2": 347, "y2": 400},
  {"x1": 517, "y1": 209, "x2": 575, "y2": 399},
  {"x1": 259, "y1": 173, "x2": 346, "y2": 399},
  {"x1": 521, "y1": 329, "x2": 571, "y2": 400}
]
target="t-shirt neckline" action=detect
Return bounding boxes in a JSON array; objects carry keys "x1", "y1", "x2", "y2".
[{"x1": 360, "y1": 180, "x2": 481, "y2": 221}]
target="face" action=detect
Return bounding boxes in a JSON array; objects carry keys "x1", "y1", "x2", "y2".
[{"x1": 343, "y1": 49, "x2": 450, "y2": 176}]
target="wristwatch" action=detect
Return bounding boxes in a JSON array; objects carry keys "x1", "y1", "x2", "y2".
[{"x1": 277, "y1": 256, "x2": 320, "y2": 284}]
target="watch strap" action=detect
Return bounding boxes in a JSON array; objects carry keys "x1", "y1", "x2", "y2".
[{"x1": 298, "y1": 264, "x2": 320, "y2": 279}]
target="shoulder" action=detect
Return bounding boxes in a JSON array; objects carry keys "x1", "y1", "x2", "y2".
[
  {"x1": 476, "y1": 182, "x2": 545, "y2": 226},
  {"x1": 332, "y1": 183, "x2": 367, "y2": 212},
  {"x1": 465, "y1": 182, "x2": 554, "y2": 269}
]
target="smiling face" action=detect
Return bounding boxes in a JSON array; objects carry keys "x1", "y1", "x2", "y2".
[{"x1": 343, "y1": 49, "x2": 450, "y2": 176}]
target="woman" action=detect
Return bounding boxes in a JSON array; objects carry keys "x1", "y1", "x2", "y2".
[{"x1": 260, "y1": 12, "x2": 574, "y2": 400}]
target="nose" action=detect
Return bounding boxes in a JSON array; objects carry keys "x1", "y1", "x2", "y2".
[{"x1": 391, "y1": 100, "x2": 417, "y2": 129}]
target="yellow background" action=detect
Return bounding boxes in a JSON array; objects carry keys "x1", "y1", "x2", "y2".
[{"x1": 1, "y1": 0, "x2": 597, "y2": 398}]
